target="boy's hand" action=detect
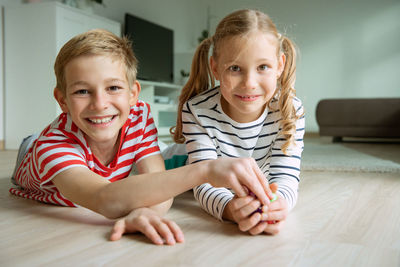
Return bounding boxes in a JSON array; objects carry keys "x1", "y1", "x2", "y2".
[
  {"x1": 110, "y1": 208, "x2": 184, "y2": 245},
  {"x1": 207, "y1": 158, "x2": 274, "y2": 206}
]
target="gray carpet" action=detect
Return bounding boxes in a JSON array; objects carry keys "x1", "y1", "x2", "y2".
[{"x1": 301, "y1": 141, "x2": 400, "y2": 173}]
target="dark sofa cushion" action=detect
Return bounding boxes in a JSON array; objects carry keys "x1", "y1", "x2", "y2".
[{"x1": 316, "y1": 98, "x2": 400, "y2": 138}]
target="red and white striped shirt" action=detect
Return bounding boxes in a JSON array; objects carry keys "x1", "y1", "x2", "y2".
[{"x1": 10, "y1": 100, "x2": 160, "y2": 206}]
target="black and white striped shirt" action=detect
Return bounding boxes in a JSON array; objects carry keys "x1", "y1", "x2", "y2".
[{"x1": 182, "y1": 87, "x2": 305, "y2": 220}]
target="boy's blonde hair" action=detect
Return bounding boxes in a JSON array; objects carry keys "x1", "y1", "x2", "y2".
[
  {"x1": 172, "y1": 9, "x2": 301, "y2": 154},
  {"x1": 54, "y1": 29, "x2": 138, "y2": 94}
]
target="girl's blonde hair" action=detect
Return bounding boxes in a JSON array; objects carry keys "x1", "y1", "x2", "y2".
[
  {"x1": 172, "y1": 9, "x2": 301, "y2": 154},
  {"x1": 54, "y1": 29, "x2": 138, "y2": 95}
]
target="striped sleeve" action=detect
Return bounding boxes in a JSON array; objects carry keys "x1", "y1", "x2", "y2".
[
  {"x1": 182, "y1": 101, "x2": 234, "y2": 221},
  {"x1": 36, "y1": 139, "x2": 87, "y2": 188},
  {"x1": 268, "y1": 100, "x2": 305, "y2": 211}
]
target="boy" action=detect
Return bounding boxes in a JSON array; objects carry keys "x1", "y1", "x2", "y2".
[{"x1": 10, "y1": 29, "x2": 273, "y2": 245}]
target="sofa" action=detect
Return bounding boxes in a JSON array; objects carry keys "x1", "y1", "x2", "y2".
[{"x1": 316, "y1": 98, "x2": 400, "y2": 141}]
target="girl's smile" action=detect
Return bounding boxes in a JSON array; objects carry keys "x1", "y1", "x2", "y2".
[{"x1": 235, "y1": 94, "x2": 262, "y2": 102}]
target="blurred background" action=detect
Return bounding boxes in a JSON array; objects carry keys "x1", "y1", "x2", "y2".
[{"x1": 1, "y1": 0, "x2": 399, "y2": 146}]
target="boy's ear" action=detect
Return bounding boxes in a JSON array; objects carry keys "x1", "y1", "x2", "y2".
[
  {"x1": 129, "y1": 80, "x2": 141, "y2": 106},
  {"x1": 277, "y1": 53, "x2": 286, "y2": 78},
  {"x1": 210, "y1": 56, "x2": 220, "y2": 81},
  {"x1": 54, "y1": 88, "x2": 69, "y2": 113}
]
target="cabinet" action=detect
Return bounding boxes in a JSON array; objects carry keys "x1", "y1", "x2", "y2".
[
  {"x1": 138, "y1": 80, "x2": 182, "y2": 142},
  {"x1": 4, "y1": 2, "x2": 121, "y2": 149}
]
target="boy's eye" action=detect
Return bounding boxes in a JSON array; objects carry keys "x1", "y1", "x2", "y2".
[
  {"x1": 108, "y1": 86, "x2": 121, "y2": 92},
  {"x1": 258, "y1": 64, "x2": 269, "y2": 71},
  {"x1": 228, "y1": 65, "x2": 241, "y2": 72},
  {"x1": 74, "y1": 89, "x2": 89, "y2": 95}
]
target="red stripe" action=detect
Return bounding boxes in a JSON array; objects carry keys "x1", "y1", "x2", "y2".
[
  {"x1": 134, "y1": 146, "x2": 159, "y2": 161},
  {"x1": 109, "y1": 171, "x2": 130, "y2": 182},
  {"x1": 58, "y1": 113, "x2": 67, "y2": 129},
  {"x1": 71, "y1": 121, "x2": 78, "y2": 133},
  {"x1": 36, "y1": 142, "x2": 77, "y2": 161},
  {"x1": 39, "y1": 151, "x2": 84, "y2": 173},
  {"x1": 41, "y1": 160, "x2": 86, "y2": 183},
  {"x1": 143, "y1": 128, "x2": 158, "y2": 139},
  {"x1": 56, "y1": 191, "x2": 75, "y2": 206}
]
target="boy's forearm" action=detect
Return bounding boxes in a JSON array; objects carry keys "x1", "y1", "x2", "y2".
[
  {"x1": 148, "y1": 198, "x2": 173, "y2": 216},
  {"x1": 98, "y1": 162, "x2": 208, "y2": 218}
]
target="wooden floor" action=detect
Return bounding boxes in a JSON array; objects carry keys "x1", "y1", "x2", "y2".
[{"x1": 1, "y1": 141, "x2": 400, "y2": 266}]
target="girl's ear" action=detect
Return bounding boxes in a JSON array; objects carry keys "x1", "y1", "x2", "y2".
[
  {"x1": 129, "y1": 80, "x2": 141, "y2": 106},
  {"x1": 54, "y1": 88, "x2": 69, "y2": 113},
  {"x1": 277, "y1": 53, "x2": 286, "y2": 78},
  {"x1": 210, "y1": 56, "x2": 220, "y2": 81}
]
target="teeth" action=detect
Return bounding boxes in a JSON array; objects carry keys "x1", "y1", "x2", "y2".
[{"x1": 89, "y1": 116, "x2": 113, "y2": 124}]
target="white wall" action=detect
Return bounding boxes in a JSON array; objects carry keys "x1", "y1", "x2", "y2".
[
  {"x1": 0, "y1": 0, "x2": 207, "y2": 145},
  {"x1": 206, "y1": 0, "x2": 400, "y2": 132},
  {"x1": 1, "y1": 0, "x2": 399, "y2": 144}
]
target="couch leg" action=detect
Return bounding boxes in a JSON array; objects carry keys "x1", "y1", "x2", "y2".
[{"x1": 332, "y1": 136, "x2": 343, "y2": 142}]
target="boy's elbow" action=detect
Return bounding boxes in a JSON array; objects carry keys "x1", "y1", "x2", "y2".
[{"x1": 95, "y1": 188, "x2": 130, "y2": 219}]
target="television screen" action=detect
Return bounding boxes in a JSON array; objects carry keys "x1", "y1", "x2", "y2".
[{"x1": 124, "y1": 13, "x2": 174, "y2": 83}]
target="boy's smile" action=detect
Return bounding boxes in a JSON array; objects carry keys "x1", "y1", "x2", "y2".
[
  {"x1": 54, "y1": 55, "x2": 139, "y2": 153},
  {"x1": 210, "y1": 32, "x2": 285, "y2": 123}
]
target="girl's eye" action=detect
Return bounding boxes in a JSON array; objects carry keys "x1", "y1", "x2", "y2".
[
  {"x1": 258, "y1": 65, "x2": 269, "y2": 71},
  {"x1": 228, "y1": 65, "x2": 241, "y2": 72}
]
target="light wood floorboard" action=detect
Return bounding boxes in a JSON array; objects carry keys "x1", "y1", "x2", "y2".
[{"x1": 1, "y1": 140, "x2": 399, "y2": 266}]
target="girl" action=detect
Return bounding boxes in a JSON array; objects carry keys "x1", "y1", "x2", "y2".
[{"x1": 172, "y1": 9, "x2": 305, "y2": 235}]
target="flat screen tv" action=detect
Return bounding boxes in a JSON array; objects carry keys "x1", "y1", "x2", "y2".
[{"x1": 124, "y1": 13, "x2": 174, "y2": 83}]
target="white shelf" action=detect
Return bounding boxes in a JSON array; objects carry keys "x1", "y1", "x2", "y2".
[{"x1": 138, "y1": 80, "x2": 182, "y2": 141}]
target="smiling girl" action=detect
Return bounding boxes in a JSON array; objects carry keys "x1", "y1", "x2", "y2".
[{"x1": 172, "y1": 9, "x2": 305, "y2": 235}]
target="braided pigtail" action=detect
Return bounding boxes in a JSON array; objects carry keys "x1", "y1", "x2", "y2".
[
  {"x1": 171, "y1": 37, "x2": 215, "y2": 143},
  {"x1": 277, "y1": 35, "x2": 301, "y2": 155}
]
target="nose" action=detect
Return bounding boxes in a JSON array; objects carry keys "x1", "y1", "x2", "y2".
[
  {"x1": 90, "y1": 90, "x2": 109, "y2": 110},
  {"x1": 243, "y1": 71, "x2": 257, "y2": 90}
]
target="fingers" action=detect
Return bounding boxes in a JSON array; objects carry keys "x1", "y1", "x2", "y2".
[
  {"x1": 269, "y1": 183, "x2": 278, "y2": 194},
  {"x1": 110, "y1": 219, "x2": 128, "y2": 241},
  {"x1": 261, "y1": 198, "x2": 288, "y2": 221},
  {"x1": 164, "y1": 219, "x2": 185, "y2": 243},
  {"x1": 230, "y1": 195, "x2": 257, "y2": 211},
  {"x1": 248, "y1": 221, "x2": 268, "y2": 235},
  {"x1": 142, "y1": 222, "x2": 165, "y2": 245},
  {"x1": 263, "y1": 220, "x2": 285, "y2": 235},
  {"x1": 111, "y1": 211, "x2": 184, "y2": 245},
  {"x1": 228, "y1": 158, "x2": 269, "y2": 204},
  {"x1": 238, "y1": 212, "x2": 262, "y2": 232}
]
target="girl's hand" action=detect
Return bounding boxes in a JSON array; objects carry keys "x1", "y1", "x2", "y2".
[
  {"x1": 207, "y1": 157, "x2": 274, "y2": 206},
  {"x1": 110, "y1": 208, "x2": 184, "y2": 245},
  {"x1": 223, "y1": 195, "x2": 265, "y2": 232},
  {"x1": 249, "y1": 196, "x2": 288, "y2": 235}
]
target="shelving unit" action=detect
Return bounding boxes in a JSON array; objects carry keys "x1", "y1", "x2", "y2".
[{"x1": 138, "y1": 80, "x2": 182, "y2": 141}]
